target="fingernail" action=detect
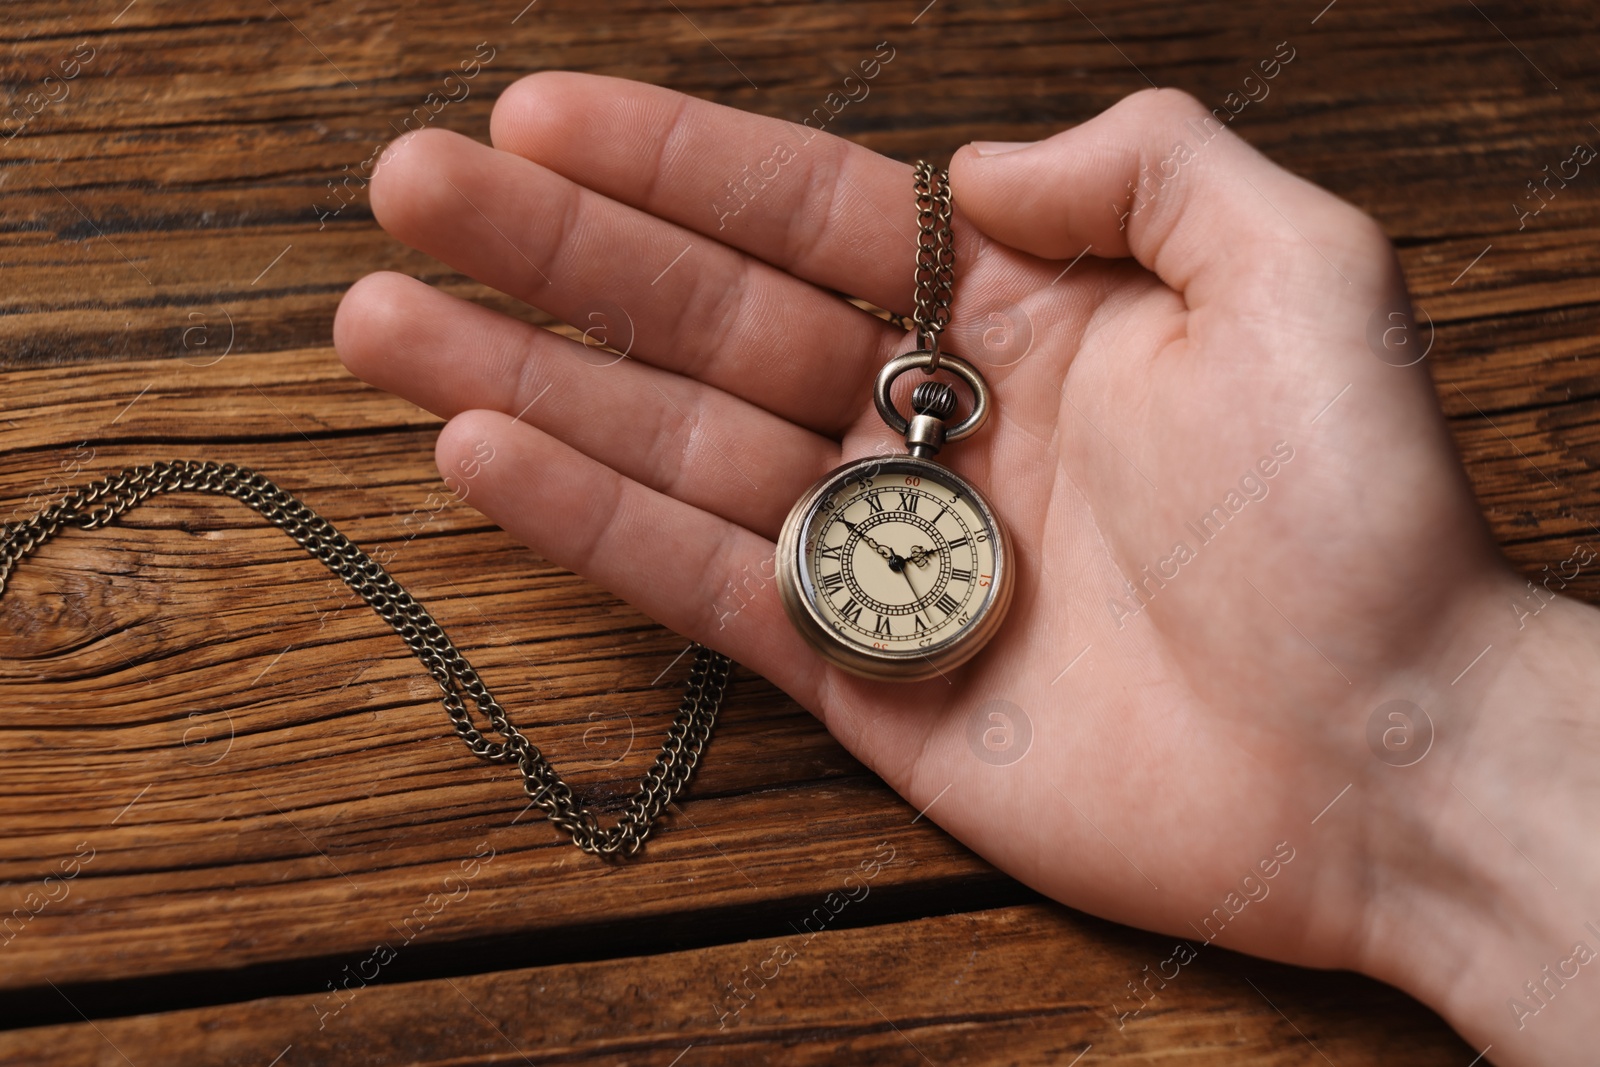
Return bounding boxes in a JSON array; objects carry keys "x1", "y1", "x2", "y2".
[{"x1": 970, "y1": 141, "x2": 1035, "y2": 157}]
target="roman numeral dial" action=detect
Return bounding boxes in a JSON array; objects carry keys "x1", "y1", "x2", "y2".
[{"x1": 791, "y1": 461, "x2": 1001, "y2": 658}]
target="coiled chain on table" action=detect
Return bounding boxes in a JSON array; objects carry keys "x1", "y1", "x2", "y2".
[
  {"x1": 911, "y1": 159, "x2": 956, "y2": 373},
  {"x1": 0, "y1": 459, "x2": 730, "y2": 857}
]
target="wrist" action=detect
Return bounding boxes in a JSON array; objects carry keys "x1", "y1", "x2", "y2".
[{"x1": 1356, "y1": 568, "x2": 1600, "y2": 1065}]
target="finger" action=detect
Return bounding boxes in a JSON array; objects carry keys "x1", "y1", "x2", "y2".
[
  {"x1": 435, "y1": 409, "x2": 825, "y2": 709},
  {"x1": 335, "y1": 271, "x2": 840, "y2": 538},
  {"x1": 487, "y1": 71, "x2": 1067, "y2": 333},
  {"x1": 369, "y1": 126, "x2": 896, "y2": 436},
  {"x1": 949, "y1": 86, "x2": 1394, "y2": 306}
]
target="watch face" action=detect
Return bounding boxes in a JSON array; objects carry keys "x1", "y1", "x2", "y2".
[{"x1": 778, "y1": 455, "x2": 1011, "y2": 679}]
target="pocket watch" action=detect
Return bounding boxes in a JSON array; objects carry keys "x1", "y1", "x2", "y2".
[{"x1": 775, "y1": 163, "x2": 1014, "y2": 681}]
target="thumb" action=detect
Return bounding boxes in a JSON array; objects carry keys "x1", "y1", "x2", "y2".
[{"x1": 950, "y1": 87, "x2": 1386, "y2": 301}]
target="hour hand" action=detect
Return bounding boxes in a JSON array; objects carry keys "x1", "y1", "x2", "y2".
[{"x1": 857, "y1": 531, "x2": 896, "y2": 562}]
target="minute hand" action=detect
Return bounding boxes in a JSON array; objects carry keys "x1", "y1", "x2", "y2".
[{"x1": 895, "y1": 556, "x2": 922, "y2": 608}]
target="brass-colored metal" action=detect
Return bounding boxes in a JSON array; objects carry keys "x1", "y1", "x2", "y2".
[
  {"x1": 776, "y1": 455, "x2": 1014, "y2": 682},
  {"x1": 912, "y1": 161, "x2": 956, "y2": 374},
  {"x1": 0, "y1": 460, "x2": 729, "y2": 857},
  {"x1": 874, "y1": 349, "x2": 991, "y2": 446},
  {"x1": 911, "y1": 381, "x2": 958, "y2": 420}
]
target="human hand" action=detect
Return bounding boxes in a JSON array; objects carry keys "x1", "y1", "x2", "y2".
[{"x1": 335, "y1": 74, "x2": 1600, "y2": 1064}]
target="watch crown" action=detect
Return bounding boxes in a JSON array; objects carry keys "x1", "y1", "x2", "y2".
[{"x1": 911, "y1": 381, "x2": 958, "y2": 421}]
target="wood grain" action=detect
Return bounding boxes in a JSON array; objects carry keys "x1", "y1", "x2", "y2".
[
  {"x1": 3, "y1": 0, "x2": 1598, "y2": 1061},
  {"x1": 0, "y1": 905, "x2": 1472, "y2": 1066},
  {"x1": 0, "y1": 349, "x2": 1020, "y2": 1004}
]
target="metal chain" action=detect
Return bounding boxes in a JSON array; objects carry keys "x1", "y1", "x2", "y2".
[
  {"x1": 0, "y1": 459, "x2": 730, "y2": 857},
  {"x1": 911, "y1": 159, "x2": 955, "y2": 374}
]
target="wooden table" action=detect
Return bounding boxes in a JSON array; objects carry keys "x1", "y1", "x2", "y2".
[{"x1": 2, "y1": 1, "x2": 1595, "y2": 1062}]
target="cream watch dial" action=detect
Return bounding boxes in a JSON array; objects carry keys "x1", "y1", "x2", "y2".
[{"x1": 780, "y1": 456, "x2": 1010, "y2": 678}]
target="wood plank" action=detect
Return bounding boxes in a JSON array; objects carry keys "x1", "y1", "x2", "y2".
[
  {"x1": 0, "y1": 904, "x2": 1473, "y2": 1066},
  {"x1": 0, "y1": 348, "x2": 1012, "y2": 999},
  {"x1": 4, "y1": 0, "x2": 1598, "y2": 369}
]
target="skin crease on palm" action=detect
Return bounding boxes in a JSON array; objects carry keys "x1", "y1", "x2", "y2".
[{"x1": 334, "y1": 73, "x2": 1600, "y2": 1063}]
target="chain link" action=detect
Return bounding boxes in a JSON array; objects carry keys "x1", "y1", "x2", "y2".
[
  {"x1": 911, "y1": 159, "x2": 955, "y2": 374},
  {"x1": 0, "y1": 460, "x2": 730, "y2": 857}
]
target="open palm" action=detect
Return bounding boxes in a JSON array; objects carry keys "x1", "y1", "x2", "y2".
[{"x1": 336, "y1": 74, "x2": 1515, "y2": 985}]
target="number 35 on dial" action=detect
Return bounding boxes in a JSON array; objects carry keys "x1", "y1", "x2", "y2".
[{"x1": 777, "y1": 456, "x2": 1013, "y2": 681}]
